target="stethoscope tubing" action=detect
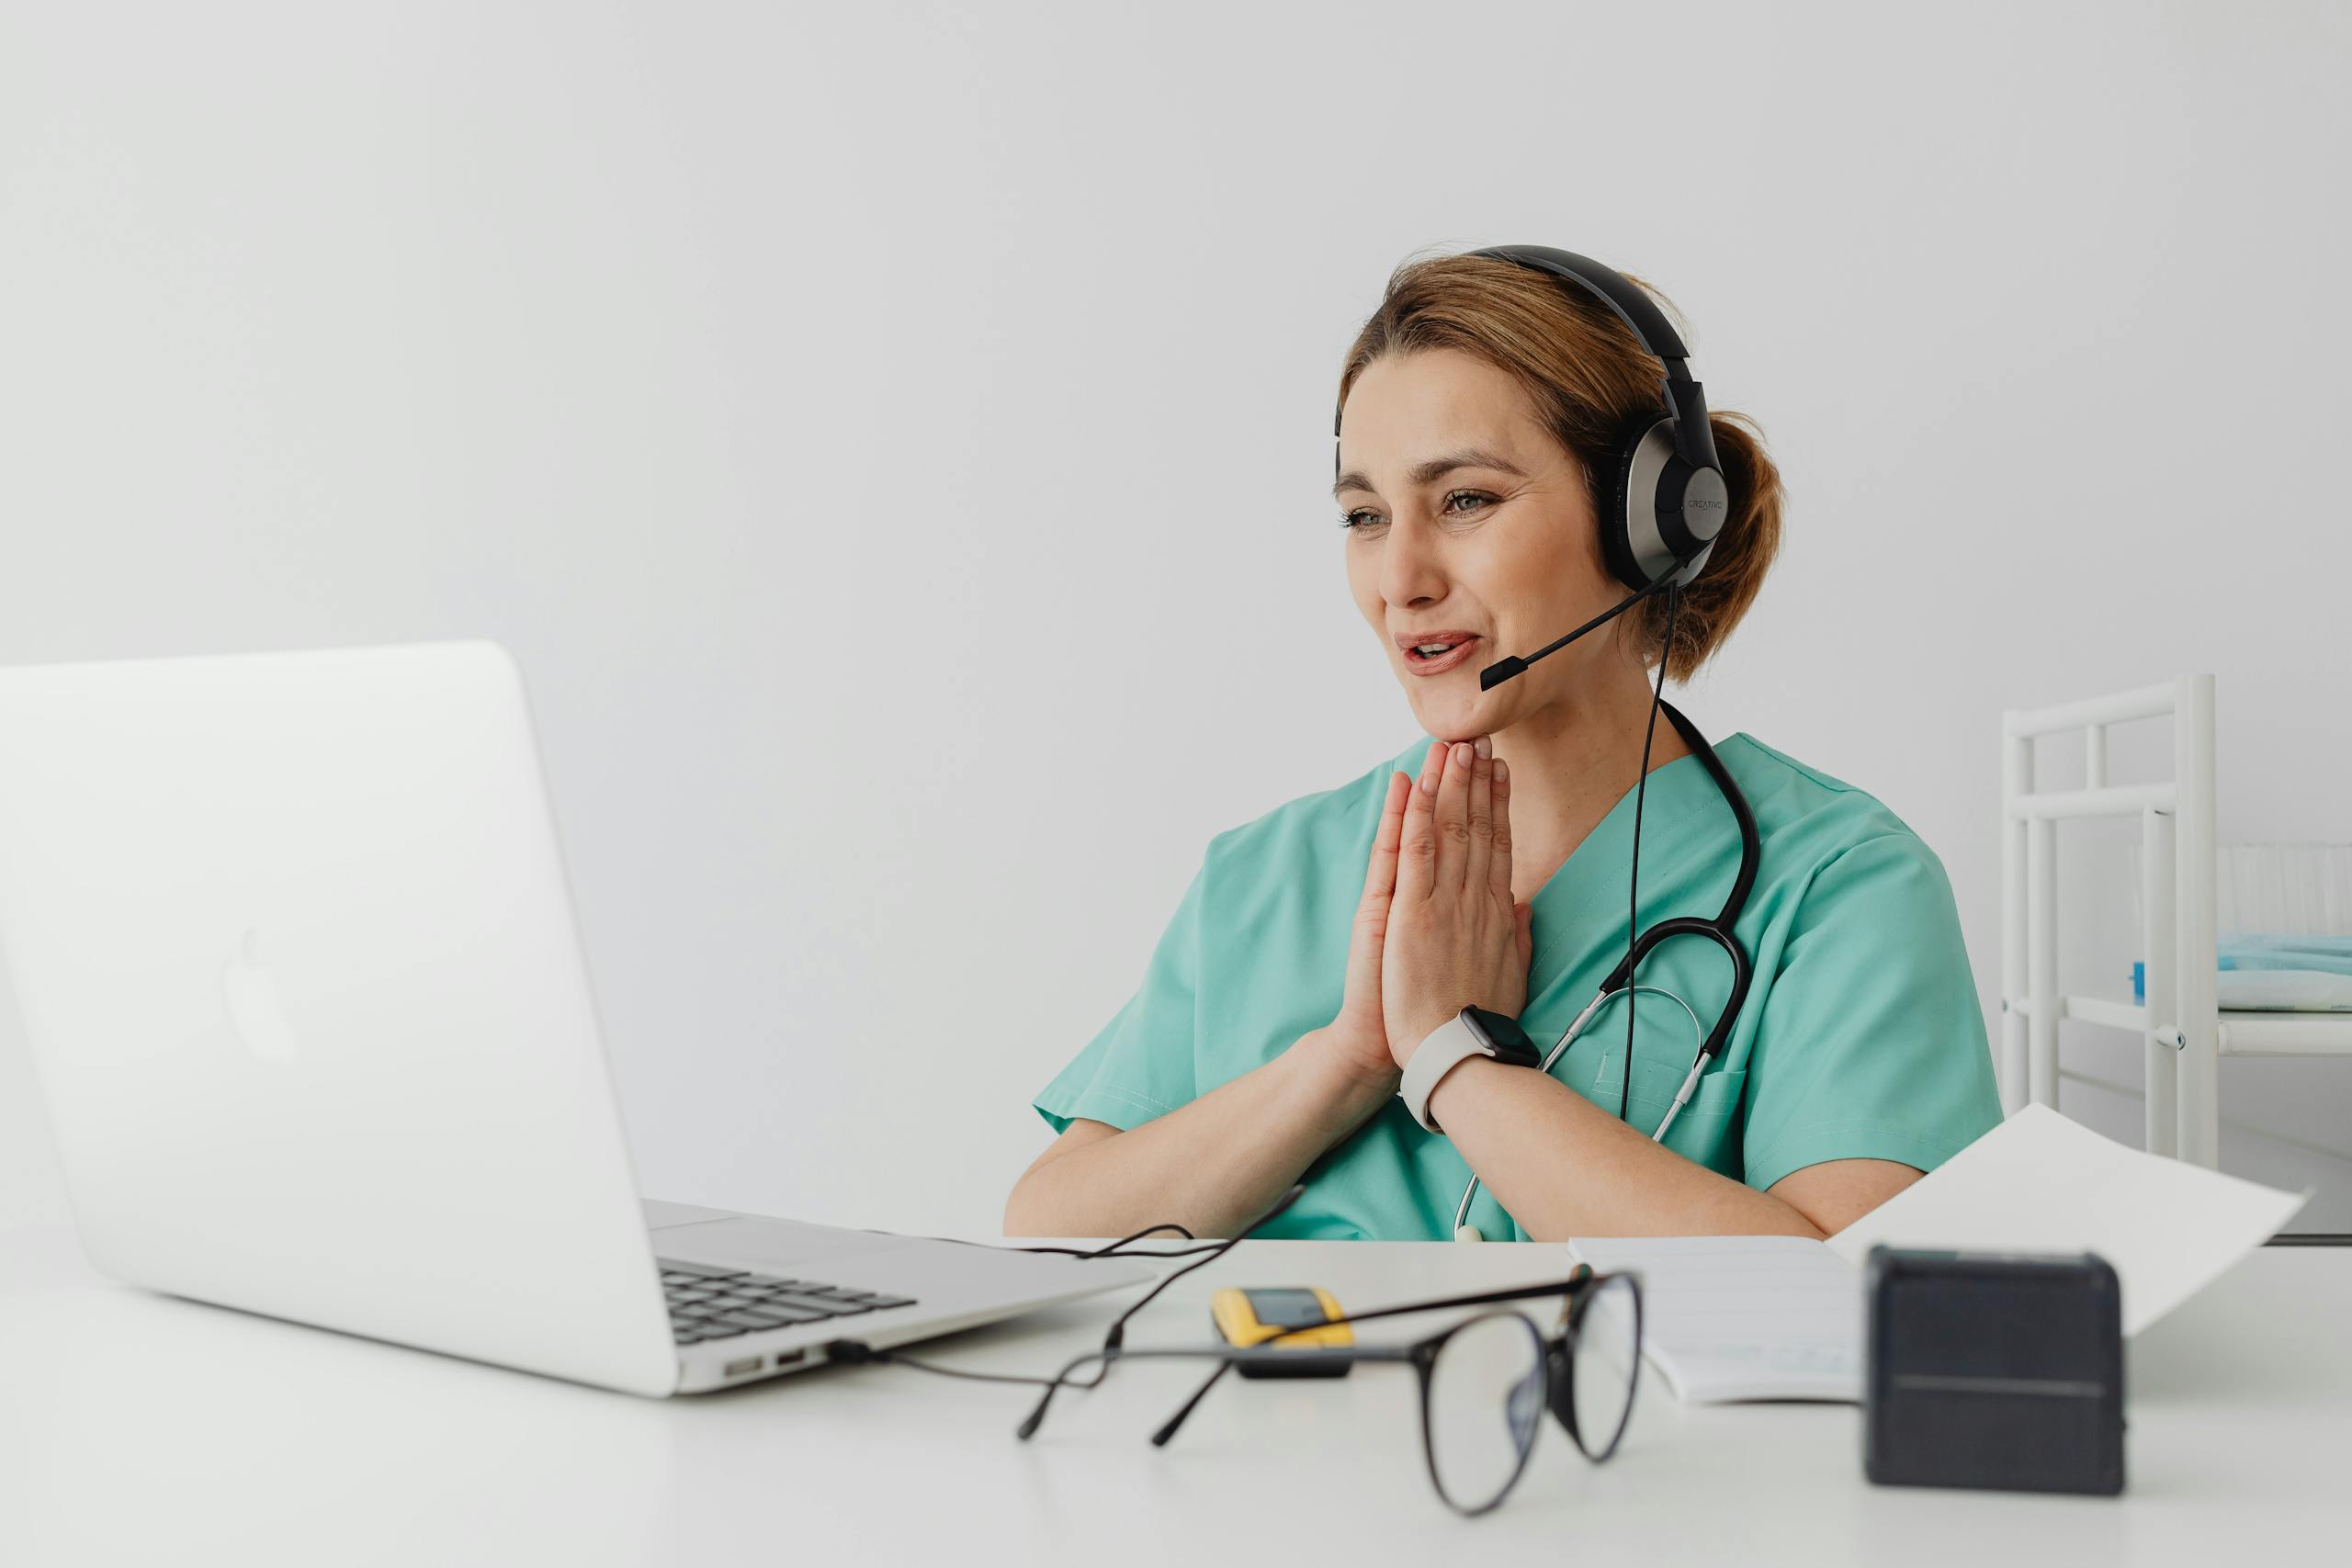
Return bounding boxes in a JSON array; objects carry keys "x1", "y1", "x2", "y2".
[
  {"x1": 1449, "y1": 703, "x2": 1759, "y2": 1244},
  {"x1": 1452, "y1": 983, "x2": 1705, "y2": 1240}
]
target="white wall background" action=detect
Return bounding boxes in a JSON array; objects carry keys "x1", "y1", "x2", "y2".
[{"x1": 4, "y1": 0, "x2": 2347, "y2": 1235}]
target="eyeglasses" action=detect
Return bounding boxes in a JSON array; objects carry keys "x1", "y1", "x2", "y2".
[
  {"x1": 1014, "y1": 1268, "x2": 1645, "y2": 1517},
  {"x1": 840, "y1": 1184, "x2": 1644, "y2": 1516}
]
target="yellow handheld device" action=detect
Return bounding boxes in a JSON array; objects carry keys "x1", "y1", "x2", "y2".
[{"x1": 1210, "y1": 1287, "x2": 1352, "y2": 1379}]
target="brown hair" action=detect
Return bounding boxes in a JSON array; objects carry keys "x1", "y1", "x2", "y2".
[{"x1": 1335, "y1": 249, "x2": 1784, "y2": 681}]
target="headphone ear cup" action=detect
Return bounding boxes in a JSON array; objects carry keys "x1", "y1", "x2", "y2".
[{"x1": 1600, "y1": 420, "x2": 1665, "y2": 593}]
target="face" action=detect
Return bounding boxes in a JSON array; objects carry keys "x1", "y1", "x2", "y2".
[{"x1": 1336, "y1": 348, "x2": 1631, "y2": 743}]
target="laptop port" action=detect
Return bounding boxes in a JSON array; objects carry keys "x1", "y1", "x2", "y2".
[
  {"x1": 774, "y1": 1348, "x2": 808, "y2": 1368},
  {"x1": 722, "y1": 1357, "x2": 762, "y2": 1377}
]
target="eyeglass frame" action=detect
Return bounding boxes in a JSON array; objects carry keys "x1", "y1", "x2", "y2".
[{"x1": 1015, "y1": 1268, "x2": 1645, "y2": 1517}]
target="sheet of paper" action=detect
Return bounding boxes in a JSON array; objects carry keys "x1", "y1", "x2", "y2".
[
  {"x1": 1825, "y1": 1102, "x2": 2310, "y2": 1336},
  {"x1": 1566, "y1": 1235, "x2": 1862, "y2": 1404}
]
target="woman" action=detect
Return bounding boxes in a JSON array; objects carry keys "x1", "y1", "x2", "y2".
[{"x1": 1005, "y1": 248, "x2": 2001, "y2": 1243}]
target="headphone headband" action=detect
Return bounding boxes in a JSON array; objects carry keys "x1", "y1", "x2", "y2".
[{"x1": 1467, "y1": 244, "x2": 1721, "y2": 475}]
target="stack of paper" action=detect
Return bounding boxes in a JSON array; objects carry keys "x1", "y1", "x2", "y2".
[
  {"x1": 1567, "y1": 1105, "x2": 2310, "y2": 1404},
  {"x1": 1567, "y1": 1234, "x2": 1864, "y2": 1402}
]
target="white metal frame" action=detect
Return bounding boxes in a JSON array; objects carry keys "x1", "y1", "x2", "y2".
[{"x1": 1999, "y1": 674, "x2": 2352, "y2": 1168}]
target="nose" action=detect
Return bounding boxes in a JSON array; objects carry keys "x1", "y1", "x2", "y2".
[{"x1": 1378, "y1": 514, "x2": 1451, "y2": 613}]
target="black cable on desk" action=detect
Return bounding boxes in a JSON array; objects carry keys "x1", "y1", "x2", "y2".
[{"x1": 823, "y1": 1339, "x2": 1061, "y2": 1387}]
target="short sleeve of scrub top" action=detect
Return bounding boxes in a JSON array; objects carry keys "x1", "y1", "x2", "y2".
[
  {"x1": 1031, "y1": 731, "x2": 2005, "y2": 1241},
  {"x1": 1032, "y1": 852, "x2": 1207, "y2": 1134},
  {"x1": 1736, "y1": 832, "x2": 2000, "y2": 1191}
]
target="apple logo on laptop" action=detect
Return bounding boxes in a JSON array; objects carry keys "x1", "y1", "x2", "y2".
[{"x1": 220, "y1": 926, "x2": 300, "y2": 1063}]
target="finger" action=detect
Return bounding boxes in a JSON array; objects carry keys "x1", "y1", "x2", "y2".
[
  {"x1": 1397, "y1": 739, "x2": 1443, "y2": 902},
  {"x1": 1359, "y1": 770, "x2": 1408, "y2": 909},
  {"x1": 1433, "y1": 739, "x2": 1474, "y2": 893},
  {"x1": 1344, "y1": 774, "x2": 1408, "y2": 1014},
  {"x1": 1464, "y1": 738, "x2": 1494, "y2": 900},
  {"x1": 1487, "y1": 753, "x2": 1515, "y2": 908}
]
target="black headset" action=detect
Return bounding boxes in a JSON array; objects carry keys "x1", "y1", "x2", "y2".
[
  {"x1": 1334, "y1": 244, "x2": 1731, "y2": 595},
  {"x1": 1474, "y1": 246, "x2": 1757, "y2": 1109}
]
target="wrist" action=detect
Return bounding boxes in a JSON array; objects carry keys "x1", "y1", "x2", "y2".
[
  {"x1": 1387, "y1": 1007, "x2": 1464, "y2": 1071},
  {"x1": 1425, "y1": 1052, "x2": 1517, "y2": 1132},
  {"x1": 1396, "y1": 1006, "x2": 1542, "y2": 1134},
  {"x1": 1294, "y1": 1025, "x2": 1401, "y2": 1104}
]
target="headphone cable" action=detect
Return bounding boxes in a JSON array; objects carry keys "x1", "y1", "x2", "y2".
[{"x1": 1620, "y1": 579, "x2": 1682, "y2": 1126}]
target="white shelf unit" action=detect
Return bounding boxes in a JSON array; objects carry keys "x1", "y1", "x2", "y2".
[{"x1": 1999, "y1": 675, "x2": 2352, "y2": 1168}]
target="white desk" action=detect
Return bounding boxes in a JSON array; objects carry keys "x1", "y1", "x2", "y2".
[{"x1": 2, "y1": 1224, "x2": 2345, "y2": 1565}]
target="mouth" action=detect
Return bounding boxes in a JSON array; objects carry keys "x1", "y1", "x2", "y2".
[{"x1": 1395, "y1": 632, "x2": 1483, "y2": 678}]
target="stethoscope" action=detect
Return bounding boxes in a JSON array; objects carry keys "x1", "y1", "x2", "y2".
[{"x1": 1452, "y1": 701, "x2": 1760, "y2": 1242}]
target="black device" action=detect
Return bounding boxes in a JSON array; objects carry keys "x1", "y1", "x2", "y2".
[
  {"x1": 1864, "y1": 1245, "x2": 2126, "y2": 1496},
  {"x1": 1459, "y1": 1005, "x2": 1544, "y2": 1066}
]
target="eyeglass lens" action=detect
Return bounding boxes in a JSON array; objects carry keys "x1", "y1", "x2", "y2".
[
  {"x1": 1424, "y1": 1311, "x2": 1546, "y2": 1514},
  {"x1": 1568, "y1": 1273, "x2": 1641, "y2": 1461}
]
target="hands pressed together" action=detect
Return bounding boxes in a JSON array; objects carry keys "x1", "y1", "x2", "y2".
[{"x1": 1324, "y1": 736, "x2": 1534, "y2": 1087}]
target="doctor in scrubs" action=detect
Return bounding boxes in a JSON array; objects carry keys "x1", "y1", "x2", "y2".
[{"x1": 1005, "y1": 251, "x2": 2002, "y2": 1243}]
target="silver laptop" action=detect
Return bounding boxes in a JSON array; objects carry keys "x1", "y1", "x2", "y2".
[{"x1": 0, "y1": 639, "x2": 1148, "y2": 1394}]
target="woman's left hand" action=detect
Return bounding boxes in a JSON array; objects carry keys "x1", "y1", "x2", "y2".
[{"x1": 1382, "y1": 737, "x2": 1535, "y2": 1069}]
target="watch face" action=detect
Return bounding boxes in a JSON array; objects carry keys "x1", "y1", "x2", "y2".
[{"x1": 1464, "y1": 1006, "x2": 1540, "y2": 1065}]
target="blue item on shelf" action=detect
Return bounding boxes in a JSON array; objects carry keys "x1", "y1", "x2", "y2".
[{"x1": 2132, "y1": 934, "x2": 2352, "y2": 1011}]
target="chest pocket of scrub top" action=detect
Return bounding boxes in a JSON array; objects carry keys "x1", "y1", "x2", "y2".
[{"x1": 1589, "y1": 1050, "x2": 1747, "y2": 1174}]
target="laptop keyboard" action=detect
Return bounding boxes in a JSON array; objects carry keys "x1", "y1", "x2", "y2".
[{"x1": 658, "y1": 1258, "x2": 919, "y2": 1346}]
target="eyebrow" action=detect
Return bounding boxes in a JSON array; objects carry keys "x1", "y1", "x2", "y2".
[{"x1": 1331, "y1": 446, "x2": 1528, "y2": 499}]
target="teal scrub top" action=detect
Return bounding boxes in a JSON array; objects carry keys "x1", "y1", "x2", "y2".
[{"x1": 1034, "y1": 732, "x2": 2004, "y2": 1241}]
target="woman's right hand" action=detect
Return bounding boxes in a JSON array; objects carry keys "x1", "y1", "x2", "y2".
[{"x1": 1320, "y1": 766, "x2": 1414, "y2": 1086}]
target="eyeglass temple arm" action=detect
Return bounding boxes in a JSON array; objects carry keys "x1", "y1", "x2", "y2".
[
  {"x1": 1149, "y1": 1361, "x2": 1233, "y2": 1447},
  {"x1": 1022, "y1": 1339, "x2": 1422, "y2": 1441},
  {"x1": 1148, "y1": 1341, "x2": 1425, "y2": 1447},
  {"x1": 1145, "y1": 1276, "x2": 1602, "y2": 1449},
  {"x1": 1298, "y1": 1271, "x2": 1597, "y2": 1335}
]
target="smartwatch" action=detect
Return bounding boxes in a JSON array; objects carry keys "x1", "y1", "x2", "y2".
[{"x1": 1398, "y1": 1005, "x2": 1542, "y2": 1134}]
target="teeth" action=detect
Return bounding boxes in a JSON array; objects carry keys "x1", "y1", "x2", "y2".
[{"x1": 1416, "y1": 643, "x2": 1456, "y2": 657}]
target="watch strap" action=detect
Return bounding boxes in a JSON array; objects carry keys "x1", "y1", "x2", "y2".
[{"x1": 1399, "y1": 1010, "x2": 1498, "y2": 1134}]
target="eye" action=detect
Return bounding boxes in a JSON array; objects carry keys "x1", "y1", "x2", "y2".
[{"x1": 1338, "y1": 491, "x2": 1494, "y2": 532}]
